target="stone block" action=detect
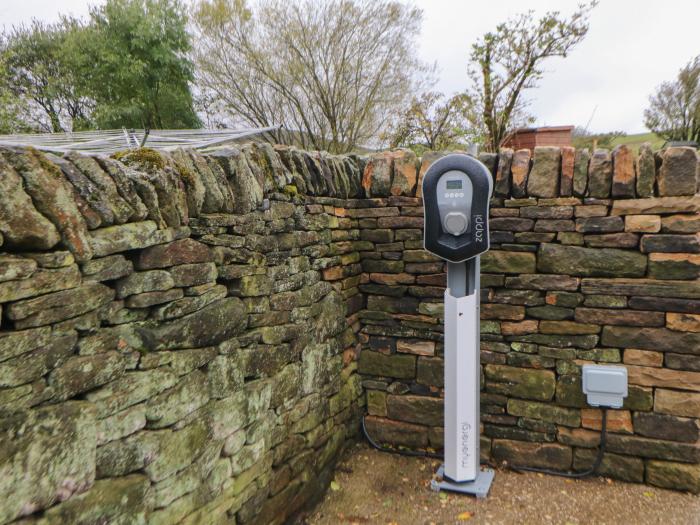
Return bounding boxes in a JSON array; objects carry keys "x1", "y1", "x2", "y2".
[
  {"x1": 573, "y1": 449, "x2": 643, "y2": 482},
  {"x1": 362, "y1": 153, "x2": 392, "y2": 198},
  {"x1": 574, "y1": 307, "x2": 664, "y2": 327},
  {"x1": 633, "y1": 412, "x2": 699, "y2": 443},
  {"x1": 602, "y1": 326, "x2": 700, "y2": 355},
  {"x1": 492, "y1": 439, "x2": 572, "y2": 470},
  {"x1": 504, "y1": 274, "x2": 579, "y2": 291},
  {"x1": 537, "y1": 243, "x2": 646, "y2": 278},
  {"x1": 661, "y1": 214, "x2": 700, "y2": 233},
  {"x1": 655, "y1": 389, "x2": 700, "y2": 418},
  {"x1": 416, "y1": 357, "x2": 443, "y2": 387},
  {"x1": 481, "y1": 251, "x2": 536, "y2": 274},
  {"x1": 636, "y1": 143, "x2": 655, "y2": 197},
  {"x1": 527, "y1": 147, "x2": 560, "y2": 198},
  {"x1": 658, "y1": 147, "x2": 698, "y2": 196},
  {"x1": 612, "y1": 145, "x2": 636, "y2": 198},
  {"x1": 484, "y1": 364, "x2": 555, "y2": 401},
  {"x1": 390, "y1": 149, "x2": 418, "y2": 196},
  {"x1": 664, "y1": 314, "x2": 698, "y2": 336},
  {"x1": 646, "y1": 231, "x2": 698, "y2": 254},
  {"x1": 560, "y1": 146, "x2": 575, "y2": 196},
  {"x1": 573, "y1": 148, "x2": 590, "y2": 197},
  {"x1": 623, "y1": 349, "x2": 663, "y2": 367},
  {"x1": 625, "y1": 214, "x2": 660, "y2": 233},
  {"x1": 364, "y1": 415, "x2": 428, "y2": 448},
  {"x1": 82, "y1": 254, "x2": 133, "y2": 282},
  {"x1": 581, "y1": 408, "x2": 632, "y2": 433},
  {"x1": 576, "y1": 216, "x2": 624, "y2": 233},
  {"x1": 646, "y1": 460, "x2": 700, "y2": 493},
  {"x1": 605, "y1": 434, "x2": 700, "y2": 462},
  {"x1": 0, "y1": 265, "x2": 81, "y2": 304},
  {"x1": 358, "y1": 351, "x2": 416, "y2": 379},
  {"x1": 495, "y1": 148, "x2": 513, "y2": 197},
  {"x1": 588, "y1": 149, "x2": 612, "y2": 198},
  {"x1": 511, "y1": 149, "x2": 531, "y2": 198},
  {"x1": 611, "y1": 195, "x2": 700, "y2": 216},
  {"x1": 386, "y1": 394, "x2": 443, "y2": 426},
  {"x1": 0, "y1": 402, "x2": 96, "y2": 523},
  {"x1": 507, "y1": 399, "x2": 580, "y2": 427}
]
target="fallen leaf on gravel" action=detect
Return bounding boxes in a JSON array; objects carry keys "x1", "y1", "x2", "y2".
[
  {"x1": 439, "y1": 493, "x2": 448, "y2": 501},
  {"x1": 457, "y1": 511, "x2": 473, "y2": 520},
  {"x1": 330, "y1": 481, "x2": 341, "y2": 491},
  {"x1": 643, "y1": 491, "x2": 654, "y2": 498}
]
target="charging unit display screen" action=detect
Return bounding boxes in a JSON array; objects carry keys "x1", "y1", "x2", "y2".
[{"x1": 446, "y1": 180, "x2": 462, "y2": 190}]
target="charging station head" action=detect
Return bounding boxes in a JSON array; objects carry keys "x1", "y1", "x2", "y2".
[{"x1": 422, "y1": 154, "x2": 493, "y2": 263}]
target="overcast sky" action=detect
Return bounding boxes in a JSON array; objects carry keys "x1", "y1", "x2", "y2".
[{"x1": 2, "y1": 0, "x2": 699, "y2": 134}]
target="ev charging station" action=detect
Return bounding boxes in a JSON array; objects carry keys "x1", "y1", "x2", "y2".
[{"x1": 422, "y1": 154, "x2": 495, "y2": 498}]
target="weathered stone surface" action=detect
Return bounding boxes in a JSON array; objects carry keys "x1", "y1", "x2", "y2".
[
  {"x1": 649, "y1": 253, "x2": 700, "y2": 280},
  {"x1": 484, "y1": 365, "x2": 555, "y2": 401},
  {"x1": 7, "y1": 283, "x2": 115, "y2": 329},
  {"x1": 0, "y1": 256, "x2": 37, "y2": 283},
  {"x1": 145, "y1": 371, "x2": 210, "y2": 429},
  {"x1": 634, "y1": 412, "x2": 699, "y2": 443},
  {"x1": 628, "y1": 295, "x2": 700, "y2": 312},
  {"x1": 0, "y1": 265, "x2": 81, "y2": 304},
  {"x1": 504, "y1": 274, "x2": 579, "y2": 291},
  {"x1": 144, "y1": 297, "x2": 247, "y2": 351},
  {"x1": 137, "y1": 238, "x2": 212, "y2": 270},
  {"x1": 362, "y1": 153, "x2": 392, "y2": 198},
  {"x1": 611, "y1": 195, "x2": 700, "y2": 216},
  {"x1": 559, "y1": 146, "x2": 575, "y2": 197},
  {"x1": 641, "y1": 233, "x2": 699, "y2": 253},
  {"x1": 576, "y1": 216, "x2": 624, "y2": 233},
  {"x1": 507, "y1": 399, "x2": 580, "y2": 427},
  {"x1": 358, "y1": 350, "x2": 415, "y2": 379},
  {"x1": 89, "y1": 221, "x2": 158, "y2": 257},
  {"x1": 612, "y1": 145, "x2": 636, "y2": 198},
  {"x1": 636, "y1": 143, "x2": 655, "y2": 197},
  {"x1": 538, "y1": 243, "x2": 646, "y2": 277},
  {"x1": 65, "y1": 152, "x2": 137, "y2": 225},
  {"x1": 125, "y1": 288, "x2": 184, "y2": 308},
  {"x1": 602, "y1": 326, "x2": 700, "y2": 355},
  {"x1": 511, "y1": 149, "x2": 531, "y2": 198},
  {"x1": 390, "y1": 149, "x2": 418, "y2": 196},
  {"x1": 116, "y1": 269, "x2": 174, "y2": 298},
  {"x1": 81, "y1": 254, "x2": 134, "y2": 282},
  {"x1": 658, "y1": 147, "x2": 698, "y2": 196},
  {"x1": 574, "y1": 307, "x2": 664, "y2": 326},
  {"x1": 606, "y1": 434, "x2": 700, "y2": 462},
  {"x1": 573, "y1": 449, "x2": 643, "y2": 483},
  {"x1": 648, "y1": 461, "x2": 700, "y2": 494},
  {"x1": 40, "y1": 474, "x2": 149, "y2": 524},
  {"x1": 3, "y1": 148, "x2": 93, "y2": 261},
  {"x1": 494, "y1": 148, "x2": 513, "y2": 197},
  {"x1": 572, "y1": 148, "x2": 590, "y2": 197},
  {"x1": 386, "y1": 394, "x2": 442, "y2": 426},
  {"x1": 625, "y1": 364, "x2": 700, "y2": 391},
  {"x1": 0, "y1": 331, "x2": 76, "y2": 388},
  {"x1": 50, "y1": 350, "x2": 125, "y2": 402},
  {"x1": 654, "y1": 389, "x2": 700, "y2": 418},
  {"x1": 582, "y1": 278, "x2": 700, "y2": 299},
  {"x1": 625, "y1": 214, "x2": 661, "y2": 233},
  {"x1": 481, "y1": 251, "x2": 536, "y2": 274},
  {"x1": 364, "y1": 416, "x2": 428, "y2": 448},
  {"x1": 492, "y1": 439, "x2": 572, "y2": 469},
  {"x1": 0, "y1": 155, "x2": 60, "y2": 250},
  {"x1": 667, "y1": 312, "x2": 700, "y2": 332},
  {"x1": 0, "y1": 402, "x2": 96, "y2": 523},
  {"x1": 661, "y1": 214, "x2": 700, "y2": 233},
  {"x1": 588, "y1": 149, "x2": 612, "y2": 198},
  {"x1": 526, "y1": 147, "x2": 560, "y2": 198}
]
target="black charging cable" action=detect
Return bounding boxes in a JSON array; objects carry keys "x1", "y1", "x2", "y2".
[{"x1": 511, "y1": 407, "x2": 609, "y2": 478}]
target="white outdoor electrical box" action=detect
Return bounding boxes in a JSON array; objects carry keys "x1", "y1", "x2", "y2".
[{"x1": 582, "y1": 365, "x2": 628, "y2": 409}]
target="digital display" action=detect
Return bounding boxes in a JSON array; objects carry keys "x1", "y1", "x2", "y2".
[{"x1": 446, "y1": 180, "x2": 462, "y2": 190}]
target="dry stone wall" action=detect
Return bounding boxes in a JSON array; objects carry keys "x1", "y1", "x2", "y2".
[
  {"x1": 0, "y1": 144, "x2": 365, "y2": 524},
  {"x1": 1, "y1": 141, "x2": 699, "y2": 525},
  {"x1": 356, "y1": 145, "x2": 700, "y2": 494}
]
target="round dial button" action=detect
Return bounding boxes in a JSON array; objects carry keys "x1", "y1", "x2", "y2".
[{"x1": 443, "y1": 211, "x2": 469, "y2": 236}]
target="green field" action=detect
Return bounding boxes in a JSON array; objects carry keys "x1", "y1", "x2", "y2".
[{"x1": 573, "y1": 132, "x2": 666, "y2": 153}]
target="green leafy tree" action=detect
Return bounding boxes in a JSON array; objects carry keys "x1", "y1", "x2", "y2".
[
  {"x1": 192, "y1": 0, "x2": 430, "y2": 153},
  {"x1": 466, "y1": 3, "x2": 596, "y2": 151},
  {"x1": 386, "y1": 91, "x2": 478, "y2": 152},
  {"x1": 1, "y1": 21, "x2": 92, "y2": 132},
  {"x1": 644, "y1": 56, "x2": 700, "y2": 143},
  {"x1": 72, "y1": 0, "x2": 200, "y2": 129}
]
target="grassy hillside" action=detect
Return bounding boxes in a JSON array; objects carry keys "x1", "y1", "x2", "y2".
[{"x1": 573, "y1": 132, "x2": 665, "y2": 153}]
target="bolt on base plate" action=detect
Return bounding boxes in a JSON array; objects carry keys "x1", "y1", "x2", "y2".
[{"x1": 430, "y1": 465, "x2": 495, "y2": 499}]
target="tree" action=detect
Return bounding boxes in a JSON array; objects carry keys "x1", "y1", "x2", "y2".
[
  {"x1": 191, "y1": 0, "x2": 430, "y2": 153},
  {"x1": 644, "y1": 56, "x2": 700, "y2": 143},
  {"x1": 0, "y1": 21, "x2": 93, "y2": 132},
  {"x1": 466, "y1": 3, "x2": 596, "y2": 151},
  {"x1": 71, "y1": 0, "x2": 200, "y2": 129},
  {"x1": 386, "y1": 91, "x2": 477, "y2": 153}
]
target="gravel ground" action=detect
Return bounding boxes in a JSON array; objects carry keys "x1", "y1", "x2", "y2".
[{"x1": 302, "y1": 443, "x2": 700, "y2": 525}]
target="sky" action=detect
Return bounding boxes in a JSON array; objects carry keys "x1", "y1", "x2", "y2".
[{"x1": 2, "y1": 0, "x2": 699, "y2": 134}]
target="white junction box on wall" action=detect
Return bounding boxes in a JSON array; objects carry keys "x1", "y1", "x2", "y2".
[{"x1": 582, "y1": 365, "x2": 628, "y2": 409}]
